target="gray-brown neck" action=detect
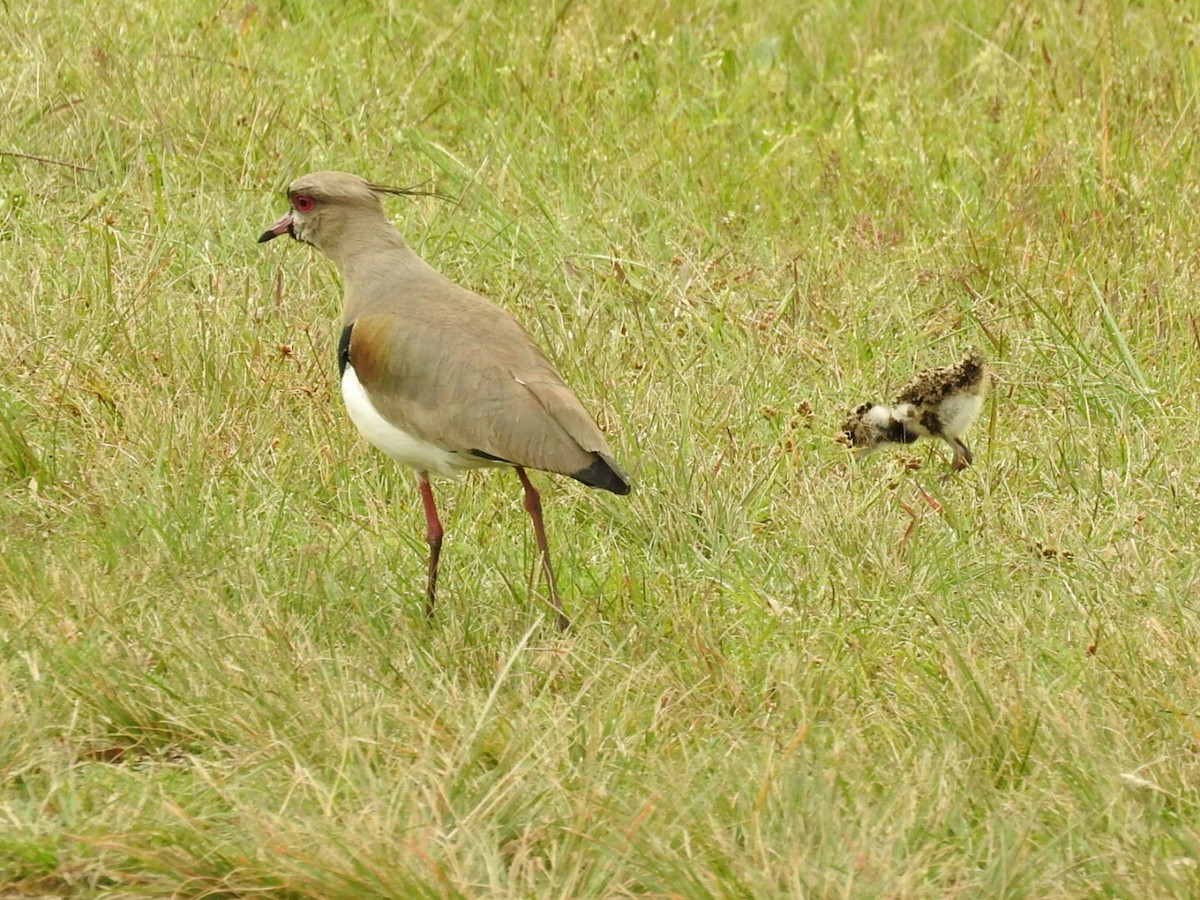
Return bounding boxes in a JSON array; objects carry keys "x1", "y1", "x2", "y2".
[
  {"x1": 311, "y1": 209, "x2": 453, "y2": 323},
  {"x1": 315, "y1": 209, "x2": 412, "y2": 275}
]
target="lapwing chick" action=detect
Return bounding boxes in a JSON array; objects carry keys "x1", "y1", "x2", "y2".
[{"x1": 842, "y1": 349, "x2": 989, "y2": 471}]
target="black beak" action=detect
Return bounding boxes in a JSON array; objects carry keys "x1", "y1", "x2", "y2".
[{"x1": 258, "y1": 211, "x2": 295, "y2": 243}]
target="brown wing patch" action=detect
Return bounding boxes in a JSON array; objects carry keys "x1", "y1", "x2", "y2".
[{"x1": 343, "y1": 315, "x2": 396, "y2": 387}]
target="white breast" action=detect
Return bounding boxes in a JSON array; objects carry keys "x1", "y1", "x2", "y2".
[
  {"x1": 341, "y1": 363, "x2": 479, "y2": 478},
  {"x1": 938, "y1": 394, "x2": 984, "y2": 438}
]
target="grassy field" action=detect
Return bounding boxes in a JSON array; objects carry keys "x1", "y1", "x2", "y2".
[{"x1": 2, "y1": 0, "x2": 1199, "y2": 895}]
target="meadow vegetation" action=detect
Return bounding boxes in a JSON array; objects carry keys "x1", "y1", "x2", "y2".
[{"x1": 1, "y1": 0, "x2": 1199, "y2": 895}]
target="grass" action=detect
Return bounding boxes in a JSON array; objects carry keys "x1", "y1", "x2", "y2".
[{"x1": 2, "y1": 0, "x2": 1200, "y2": 895}]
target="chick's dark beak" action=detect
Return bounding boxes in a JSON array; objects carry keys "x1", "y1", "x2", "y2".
[{"x1": 258, "y1": 211, "x2": 295, "y2": 243}]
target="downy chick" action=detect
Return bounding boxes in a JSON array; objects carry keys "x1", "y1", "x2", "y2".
[{"x1": 841, "y1": 349, "x2": 989, "y2": 471}]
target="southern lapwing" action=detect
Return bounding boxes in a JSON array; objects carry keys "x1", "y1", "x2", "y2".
[
  {"x1": 841, "y1": 349, "x2": 989, "y2": 471},
  {"x1": 259, "y1": 171, "x2": 630, "y2": 629}
]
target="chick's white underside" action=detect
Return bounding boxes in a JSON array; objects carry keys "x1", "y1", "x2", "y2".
[{"x1": 895, "y1": 393, "x2": 984, "y2": 439}]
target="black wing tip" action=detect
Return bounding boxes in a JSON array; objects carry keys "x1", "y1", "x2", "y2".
[
  {"x1": 470, "y1": 448, "x2": 509, "y2": 463},
  {"x1": 572, "y1": 457, "x2": 632, "y2": 495}
]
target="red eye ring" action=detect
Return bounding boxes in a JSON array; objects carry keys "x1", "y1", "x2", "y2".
[{"x1": 293, "y1": 194, "x2": 315, "y2": 213}]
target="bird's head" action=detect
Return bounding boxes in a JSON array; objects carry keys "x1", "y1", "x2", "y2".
[
  {"x1": 840, "y1": 403, "x2": 885, "y2": 450},
  {"x1": 840, "y1": 403, "x2": 918, "y2": 457},
  {"x1": 258, "y1": 171, "x2": 439, "y2": 256}
]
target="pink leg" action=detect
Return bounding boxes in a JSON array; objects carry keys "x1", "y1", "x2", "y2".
[
  {"x1": 949, "y1": 438, "x2": 973, "y2": 472},
  {"x1": 515, "y1": 467, "x2": 569, "y2": 630},
  {"x1": 418, "y1": 474, "x2": 443, "y2": 617}
]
